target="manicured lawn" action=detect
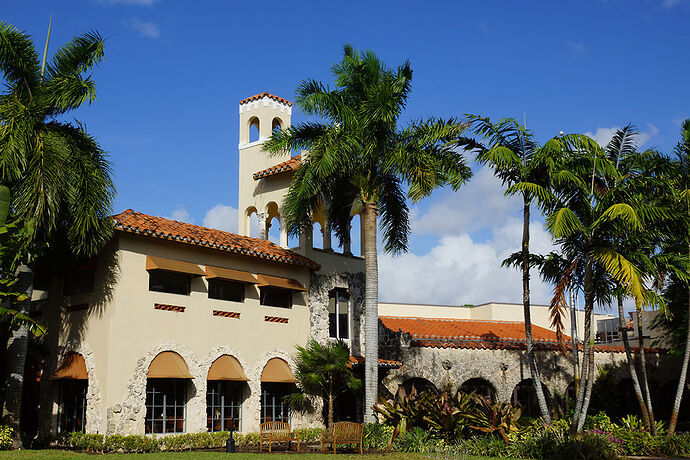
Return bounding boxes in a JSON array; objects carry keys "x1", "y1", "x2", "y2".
[{"x1": 0, "y1": 451, "x2": 511, "y2": 460}]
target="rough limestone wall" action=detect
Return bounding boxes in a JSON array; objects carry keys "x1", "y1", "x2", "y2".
[
  {"x1": 308, "y1": 272, "x2": 365, "y2": 356},
  {"x1": 108, "y1": 342, "x2": 206, "y2": 435}
]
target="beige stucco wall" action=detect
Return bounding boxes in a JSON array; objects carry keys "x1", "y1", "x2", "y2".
[{"x1": 42, "y1": 232, "x2": 321, "y2": 436}]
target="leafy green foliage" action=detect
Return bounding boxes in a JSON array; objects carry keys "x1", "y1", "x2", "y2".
[
  {"x1": 0, "y1": 425, "x2": 12, "y2": 450},
  {"x1": 362, "y1": 423, "x2": 394, "y2": 450}
]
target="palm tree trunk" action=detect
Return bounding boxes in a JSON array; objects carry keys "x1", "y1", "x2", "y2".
[
  {"x1": 1, "y1": 264, "x2": 33, "y2": 448},
  {"x1": 636, "y1": 309, "x2": 657, "y2": 434},
  {"x1": 668, "y1": 283, "x2": 690, "y2": 434},
  {"x1": 328, "y1": 392, "x2": 334, "y2": 430},
  {"x1": 362, "y1": 202, "x2": 379, "y2": 423},
  {"x1": 572, "y1": 258, "x2": 593, "y2": 434},
  {"x1": 617, "y1": 294, "x2": 651, "y2": 428},
  {"x1": 522, "y1": 195, "x2": 550, "y2": 423}
]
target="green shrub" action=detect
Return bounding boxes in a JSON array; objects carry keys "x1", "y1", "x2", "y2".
[
  {"x1": 393, "y1": 427, "x2": 429, "y2": 452},
  {"x1": 293, "y1": 427, "x2": 326, "y2": 443},
  {"x1": 459, "y1": 435, "x2": 508, "y2": 457},
  {"x1": 0, "y1": 426, "x2": 13, "y2": 450},
  {"x1": 362, "y1": 423, "x2": 394, "y2": 450}
]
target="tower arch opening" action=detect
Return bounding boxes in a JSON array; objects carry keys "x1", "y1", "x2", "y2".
[{"x1": 248, "y1": 117, "x2": 260, "y2": 143}]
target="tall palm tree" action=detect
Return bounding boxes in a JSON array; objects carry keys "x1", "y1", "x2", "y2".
[
  {"x1": 0, "y1": 22, "x2": 114, "y2": 439},
  {"x1": 668, "y1": 118, "x2": 690, "y2": 434},
  {"x1": 264, "y1": 45, "x2": 472, "y2": 421},
  {"x1": 285, "y1": 339, "x2": 361, "y2": 429},
  {"x1": 546, "y1": 134, "x2": 653, "y2": 434},
  {"x1": 467, "y1": 116, "x2": 564, "y2": 423}
]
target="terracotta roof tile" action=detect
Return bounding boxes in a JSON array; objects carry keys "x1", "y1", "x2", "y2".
[
  {"x1": 253, "y1": 155, "x2": 302, "y2": 180},
  {"x1": 379, "y1": 316, "x2": 667, "y2": 354},
  {"x1": 240, "y1": 92, "x2": 292, "y2": 107},
  {"x1": 349, "y1": 356, "x2": 402, "y2": 369},
  {"x1": 112, "y1": 209, "x2": 319, "y2": 270}
]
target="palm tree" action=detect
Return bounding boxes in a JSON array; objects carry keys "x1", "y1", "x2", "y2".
[
  {"x1": 264, "y1": 45, "x2": 472, "y2": 421},
  {"x1": 0, "y1": 22, "x2": 114, "y2": 439},
  {"x1": 668, "y1": 118, "x2": 690, "y2": 434},
  {"x1": 467, "y1": 116, "x2": 564, "y2": 423},
  {"x1": 286, "y1": 340, "x2": 361, "y2": 429},
  {"x1": 546, "y1": 134, "x2": 653, "y2": 434}
]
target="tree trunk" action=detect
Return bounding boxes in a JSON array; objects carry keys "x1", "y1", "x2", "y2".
[
  {"x1": 362, "y1": 203, "x2": 379, "y2": 423},
  {"x1": 569, "y1": 287, "x2": 580, "y2": 396},
  {"x1": 617, "y1": 294, "x2": 651, "y2": 428},
  {"x1": 572, "y1": 258, "x2": 592, "y2": 434},
  {"x1": 636, "y1": 309, "x2": 657, "y2": 435},
  {"x1": 328, "y1": 392, "x2": 334, "y2": 430},
  {"x1": 522, "y1": 195, "x2": 551, "y2": 423},
  {"x1": 668, "y1": 284, "x2": 690, "y2": 434},
  {"x1": 1, "y1": 264, "x2": 33, "y2": 448}
]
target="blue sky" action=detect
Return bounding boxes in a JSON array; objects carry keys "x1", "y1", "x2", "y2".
[{"x1": 4, "y1": 0, "x2": 690, "y2": 308}]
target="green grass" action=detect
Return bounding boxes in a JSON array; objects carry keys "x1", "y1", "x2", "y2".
[{"x1": 0, "y1": 451, "x2": 511, "y2": 460}]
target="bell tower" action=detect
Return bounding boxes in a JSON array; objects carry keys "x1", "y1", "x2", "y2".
[{"x1": 237, "y1": 92, "x2": 292, "y2": 238}]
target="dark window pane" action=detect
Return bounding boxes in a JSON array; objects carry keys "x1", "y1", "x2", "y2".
[
  {"x1": 145, "y1": 378, "x2": 187, "y2": 433},
  {"x1": 339, "y1": 312, "x2": 349, "y2": 339},
  {"x1": 149, "y1": 271, "x2": 190, "y2": 295},
  {"x1": 58, "y1": 380, "x2": 87, "y2": 433},
  {"x1": 208, "y1": 279, "x2": 244, "y2": 302},
  {"x1": 328, "y1": 289, "x2": 350, "y2": 339},
  {"x1": 261, "y1": 383, "x2": 292, "y2": 424},
  {"x1": 259, "y1": 287, "x2": 292, "y2": 308},
  {"x1": 63, "y1": 271, "x2": 95, "y2": 296}
]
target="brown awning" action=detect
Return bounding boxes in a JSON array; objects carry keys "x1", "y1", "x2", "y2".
[
  {"x1": 261, "y1": 358, "x2": 296, "y2": 383},
  {"x1": 146, "y1": 255, "x2": 205, "y2": 276},
  {"x1": 207, "y1": 355, "x2": 248, "y2": 381},
  {"x1": 256, "y1": 274, "x2": 306, "y2": 292},
  {"x1": 50, "y1": 353, "x2": 88, "y2": 380},
  {"x1": 147, "y1": 351, "x2": 193, "y2": 379},
  {"x1": 205, "y1": 266, "x2": 258, "y2": 284}
]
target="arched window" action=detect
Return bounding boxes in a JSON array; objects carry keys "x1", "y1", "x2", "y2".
[
  {"x1": 397, "y1": 378, "x2": 438, "y2": 398},
  {"x1": 51, "y1": 353, "x2": 88, "y2": 433},
  {"x1": 260, "y1": 358, "x2": 296, "y2": 424},
  {"x1": 249, "y1": 117, "x2": 260, "y2": 143},
  {"x1": 461, "y1": 378, "x2": 497, "y2": 402},
  {"x1": 207, "y1": 355, "x2": 248, "y2": 432},
  {"x1": 145, "y1": 351, "x2": 192, "y2": 434},
  {"x1": 272, "y1": 117, "x2": 282, "y2": 133},
  {"x1": 511, "y1": 379, "x2": 550, "y2": 419}
]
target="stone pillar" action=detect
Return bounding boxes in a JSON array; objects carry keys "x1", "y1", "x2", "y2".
[
  {"x1": 343, "y1": 221, "x2": 352, "y2": 255},
  {"x1": 243, "y1": 378, "x2": 262, "y2": 432},
  {"x1": 299, "y1": 225, "x2": 313, "y2": 250},
  {"x1": 359, "y1": 214, "x2": 366, "y2": 257},
  {"x1": 322, "y1": 218, "x2": 332, "y2": 251},
  {"x1": 279, "y1": 215, "x2": 288, "y2": 248},
  {"x1": 258, "y1": 212, "x2": 267, "y2": 240}
]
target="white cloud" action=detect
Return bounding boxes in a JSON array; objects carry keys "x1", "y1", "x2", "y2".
[
  {"x1": 411, "y1": 167, "x2": 519, "y2": 236},
  {"x1": 170, "y1": 206, "x2": 191, "y2": 223},
  {"x1": 379, "y1": 219, "x2": 555, "y2": 306},
  {"x1": 584, "y1": 123, "x2": 658, "y2": 148},
  {"x1": 203, "y1": 204, "x2": 238, "y2": 233},
  {"x1": 126, "y1": 18, "x2": 161, "y2": 39},
  {"x1": 565, "y1": 40, "x2": 586, "y2": 57},
  {"x1": 379, "y1": 165, "x2": 556, "y2": 306}
]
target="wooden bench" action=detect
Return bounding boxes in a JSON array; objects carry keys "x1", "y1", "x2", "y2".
[
  {"x1": 259, "y1": 421, "x2": 300, "y2": 453},
  {"x1": 320, "y1": 421, "x2": 364, "y2": 454}
]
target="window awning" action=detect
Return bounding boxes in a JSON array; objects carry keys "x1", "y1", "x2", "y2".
[
  {"x1": 256, "y1": 274, "x2": 306, "y2": 292},
  {"x1": 261, "y1": 358, "x2": 296, "y2": 383},
  {"x1": 205, "y1": 266, "x2": 258, "y2": 284},
  {"x1": 207, "y1": 355, "x2": 248, "y2": 381},
  {"x1": 147, "y1": 351, "x2": 193, "y2": 379},
  {"x1": 50, "y1": 353, "x2": 88, "y2": 380},
  {"x1": 146, "y1": 255, "x2": 205, "y2": 276}
]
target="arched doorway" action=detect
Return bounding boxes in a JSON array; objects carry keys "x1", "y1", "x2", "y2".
[
  {"x1": 461, "y1": 378, "x2": 497, "y2": 402},
  {"x1": 511, "y1": 379, "x2": 550, "y2": 418},
  {"x1": 50, "y1": 352, "x2": 88, "y2": 433},
  {"x1": 397, "y1": 377, "x2": 438, "y2": 398}
]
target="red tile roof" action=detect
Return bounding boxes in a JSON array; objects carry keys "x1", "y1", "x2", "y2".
[
  {"x1": 349, "y1": 356, "x2": 402, "y2": 369},
  {"x1": 379, "y1": 316, "x2": 667, "y2": 354},
  {"x1": 240, "y1": 92, "x2": 292, "y2": 107},
  {"x1": 253, "y1": 155, "x2": 302, "y2": 180},
  {"x1": 112, "y1": 210, "x2": 319, "y2": 270}
]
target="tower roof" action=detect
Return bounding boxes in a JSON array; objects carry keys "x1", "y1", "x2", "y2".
[
  {"x1": 253, "y1": 154, "x2": 302, "y2": 180},
  {"x1": 239, "y1": 92, "x2": 292, "y2": 107}
]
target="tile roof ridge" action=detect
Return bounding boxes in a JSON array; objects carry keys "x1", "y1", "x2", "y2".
[{"x1": 239, "y1": 91, "x2": 292, "y2": 107}]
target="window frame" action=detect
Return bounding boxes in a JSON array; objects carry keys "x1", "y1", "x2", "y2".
[
  {"x1": 328, "y1": 288, "x2": 351, "y2": 340},
  {"x1": 260, "y1": 383, "x2": 291, "y2": 424},
  {"x1": 208, "y1": 279, "x2": 245, "y2": 303},
  {"x1": 206, "y1": 381, "x2": 242, "y2": 432},
  {"x1": 145, "y1": 378, "x2": 188, "y2": 434},
  {"x1": 57, "y1": 380, "x2": 87, "y2": 433},
  {"x1": 148, "y1": 270, "x2": 191, "y2": 296},
  {"x1": 259, "y1": 287, "x2": 293, "y2": 308}
]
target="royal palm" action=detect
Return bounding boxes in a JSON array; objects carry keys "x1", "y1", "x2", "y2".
[
  {"x1": 264, "y1": 45, "x2": 472, "y2": 421},
  {"x1": 0, "y1": 22, "x2": 114, "y2": 440}
]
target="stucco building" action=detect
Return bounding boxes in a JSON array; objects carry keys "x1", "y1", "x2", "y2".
[{"x1": 27, "y1": 92, "x2": 679, "y2": 439}]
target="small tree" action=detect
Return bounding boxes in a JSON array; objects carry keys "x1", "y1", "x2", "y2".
[{"x1": 285, "y1": 339, "x2": 361, "y2": 429}]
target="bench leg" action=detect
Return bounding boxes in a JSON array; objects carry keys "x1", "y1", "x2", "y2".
[{"x1": 360, "y1": 440, "x2": 363, "y2": 454}]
